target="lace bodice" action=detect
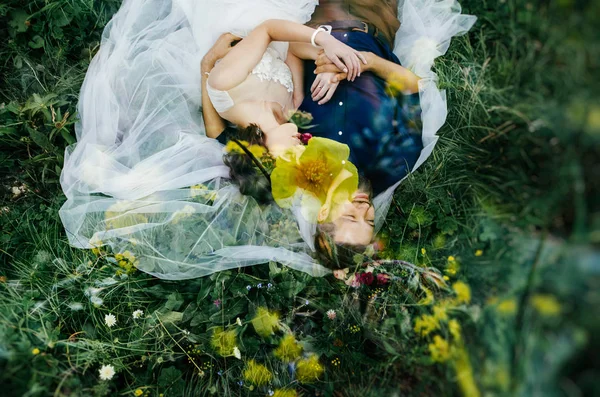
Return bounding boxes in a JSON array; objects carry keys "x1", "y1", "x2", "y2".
[{"x1": 251, "y1": 47, "x2": 293, "y2": 93}]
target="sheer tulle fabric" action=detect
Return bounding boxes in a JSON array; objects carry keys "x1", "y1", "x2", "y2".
[{"x1": 59, "y1": 0, "x2": 475, "y2": 280}]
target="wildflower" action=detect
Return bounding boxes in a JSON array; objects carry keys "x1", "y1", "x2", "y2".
[
  {"x1": 428, "y1": 335, "x2": 450, "y2": 363},
  {"x1": 385, "y1": 72, "x2": 407, "y2": 96},
  {"x1": 274, "y1": 334, "x2": 303, "y2": 362},
  {"x1": 326, "y1": 309, "x2": 337, "y2": 320},
  {"x1": 418, "y1": 287, "x2": 434, "y2": 305},
  {"x1": 531, "y1": 294, "x2": 561, "y2": 317},
  {"x1": 273, "y1": 389, "x2": 297, "y2": 397},
  {"x1": 32, "y1": 348, "x2": 40, "y2": 355},
  {"x1": 448, "y1": 319, "x2": 461, "y2": 341},
  {"x1": 211, "y1": 327, "x2": 237, "y2": 356},
  {"x1": 333, "y1": 338, "x2": 344, "y2": 347},
  {"x1": 268, "y1": 390, "x2": 274, "y2": 396},
  {"x1": 267, "y1": 283, "x2": 273, "y2": 289},
  {"x1": 421, "y1": 248, "x2": 427, "y2": 255},
  {"x1": 132, "y1": 309, "x2": 144, "y2": 319},
  {"x1": 305, "y1": 300, "x2": 309, "y2": 305},
  {"x1": 296, "y1": 355, "x2": 324, "y2": 383},
  {"x1": 496, "y1": 299, "x2": 517, "y2": 315},
  {"x1": 217, "y1": 370, "x2": 223, "y2": 376},
  {"x1": 246, "y1": 285, "x2": 252, "y2": 291},
  {"x1": 243, "y1": 360, "x2": 273, "y2": 386},
  {"x1": 251, "y1": 307, "x2": 280, "y2": 338},
  {"x1": 433, "y1": 305, "x2": 448, "y2": 322},
  {"x1": 99, "y1": 364, "x2": 116, "y2": 380},
  {"x1": 236, "y1": 317, "x2": 243, "y2": 326},
  {"x1": 475, "y1": 249, "x2": 483, "y2": 257},
  {"x1": 414, "y1": 314, "x2": 439, "y2": 337},
  {"x1": 105, "y1": 313, "x2": 117, "y2": 328},
  {"x1": 237, "y1": 380, "x2": 244, "y2": 386},
  {"x1": 270, "y1": 137, "x2": 359, "y2": 223},
  {"x1": 233, "y1": 346, "x2": 242, "y2": 360},
  {"x1": 356, "y1": 272, "x2": 374, "y2": 286},
  {"x1": 257, "y1": 283, "x2": 263, "y2": 289},
  {"x1": 134, "y1": 389, "x2": 143, "y2": 396},
  {"x1": 348, "y1": 325, "x2": 361, "y2": 334},
  {"x1": 213, "y1": 299, "x2": 221, "y2": 308},
  {"x1": 331, "y1": 357, "x2": 341, "y2": 367},
  {"x1": 453, "y1": 281, "x2": 471, "y2": 304},
  {"x1": 333, "y1": 268, "x2": 349, "y2": 280},
  {"x1": 445, "y1": 255, "x2": 460, "y2": 277}
]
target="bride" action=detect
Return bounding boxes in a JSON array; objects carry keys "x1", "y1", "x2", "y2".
[{"x1": 58, "y1": 0, "x2": 476, "y2": 279}]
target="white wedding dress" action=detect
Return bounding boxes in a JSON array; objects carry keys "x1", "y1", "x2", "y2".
[{"x1": 58, "y1": 0, "x2": 476, "y2": 280}]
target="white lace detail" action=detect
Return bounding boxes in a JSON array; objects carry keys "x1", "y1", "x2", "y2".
[{"x1": 251, "y1": 47, "x2": 294, "y2": 93}]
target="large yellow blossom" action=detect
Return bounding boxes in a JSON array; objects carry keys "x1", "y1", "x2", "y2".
[
  {"x1": 428, "y1": 335, "x2": 450, "y2": 363},
  {"x1": 274, "y1": 334, "x2": 303, "y2": 362},
  {"x1": 296, "y1": 355, "x2": 324, "y2": 383},
  {"x1": 243, "y1": 360, "x2": 272, "y2": 386},
  {"x1": 210, "y1": 327, "x2": 237, "y2": 356},
  {"x1": 251, "y1": 307, "x2": 280, "y2": 338},
  {"x1": 270, "y1": 138, "x2": 358, "y2": 223},
  {"x1": 414, "y1": 314, "x2": 439, "y2": 337},
  {"x1": 453, "y1": 281, "x2": 471, "y2": 304}
]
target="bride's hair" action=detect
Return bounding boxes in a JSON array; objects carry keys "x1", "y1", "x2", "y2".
[{"x1": 222, "y1": 124, "x2": 274, "y2": 204}]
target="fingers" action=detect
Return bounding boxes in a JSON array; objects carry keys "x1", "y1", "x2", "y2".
[
  {"x1": 315, "y1": 64, "x2": 343, "y2": 74},
  {"x1": 318, "y1": 84, "x2": 339, "y2": 105},
  {"x1": 357, "y1": 51, "x2": 368, "y2": 65},
  {"x1": 330, "y1": 55, "x2": 349, "y2": 76},
  {"x1": 312, "y1": 83, "x2": 329, "y2": 101},
  {"x1": 315, "y1": 53, "x2": 333, "y2": 67},
  {"x1": 332, "y1": 72, "x2": 347, "y2": 83}
]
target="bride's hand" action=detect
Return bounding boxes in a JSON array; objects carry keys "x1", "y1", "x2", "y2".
[
  {"x1": 201, "y1": 33, "x2": 242, "y2": 71},
  {"x1": 315, "y1": 32, "x2": 367, "y2": 82},
  {"x1": 311, "y1": 72, "x2": 339, "y2": 105}
]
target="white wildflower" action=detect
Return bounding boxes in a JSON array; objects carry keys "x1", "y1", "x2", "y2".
[
  {"x1": 233, "y1": 346, "x2": 241, "y2": 360},
  {"x1": 99, "y1": 364, "x2": 116, "y2": 380},
  {"x1": 104, "y1": 313, "x2": 117, "y2": 327},
  {"x1": 236, "y1": 317, "x2": 242, "y2": 326},
  {"x1": 326, "y1": 309, "x2": 337, "y2": 320},
  {"x1": 132, "y1": 309, "x2": 144, "y2": 319}
]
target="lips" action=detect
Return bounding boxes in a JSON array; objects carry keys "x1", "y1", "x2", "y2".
[{"x1": 353, "y1": 193, "x2": 370, "y2": 201}]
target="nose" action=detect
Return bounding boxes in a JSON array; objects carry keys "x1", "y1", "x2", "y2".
[{"x1": 352, "y1": 200, "x2": 372, "y2": 216}]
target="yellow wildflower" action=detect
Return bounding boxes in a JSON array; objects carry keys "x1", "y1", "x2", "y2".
[
  {"x1": 273, "y1": 389, "x2": 297, "y2": 397},
  {"x1": 453, "y1": 281, "x2": 471, "y2": 304},
  {"x1": 296, "y1": 355, "x2": 324, "y2": 383},
  {"x1": 243, "y1": 360, "x2": 272, "y2": 386},
  {"x1": 414, "y1": 314, "x2": 439, "y2": 337},
  {"x1": 453, "y1": 347, "x2": 481, "y2": 397},
  {"x1": 224, "y1": 140, "x2": 248, "y2": 154},
  {"x1": 32, "y1": 348, "x2": 40, "y2": 355},
  {"x1": 496, "y1": 298, "x2": 517, "y2": 315},
  {"x1": 428, "y1": 335, "x2": 450, "y2": 363},
  {"x1": 448, "y1": 319, "x2": 461, "y2": 342},
  {"x1": 421, "y1": 248, "x2": 427, "y2": 255},
  {"x1": 134, "y1": 389, "x2": 143, "y2": 396},
  {"x1": 210, "y1": 327, "x2": 237, "y2": 356},
  {"x1": 531, "y1": 294, "x2": 561, "y2": 317},
  {"x1": 445, "y1": 256, "x2": 460, "y2": 276},
  {"x1": 270, "y1": 137, "x2": 358, "y2": 223},
  {"x1": 433, "y1": 305, "x2": 448, "y2": 322},
  {"x1": 274, "y1": 334, "x2": 303, "y2": 362},
  {"x1": 104, "y1": 200, "x2": 148, "y2": 230},
  {"x1": 251, "y1": 307, "x2": 280, "y2": 338},
  {"x1": 385, "y1": 73, "x2": 407, "y2": 97},
  {"x1": 418, "y1": 287, "x2": 434, "y2": 305},
  {"x1": 475, "y1": 249, "x2": 483, "y2": 256}
]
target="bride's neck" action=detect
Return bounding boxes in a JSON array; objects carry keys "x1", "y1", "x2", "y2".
[{"x1": 253, "y1": 103, "x2": 281, "y2": 133}]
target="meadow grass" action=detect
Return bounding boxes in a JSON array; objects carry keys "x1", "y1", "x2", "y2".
[{"x1": 1, "y1": 0, "x2": 599, "y2": 396}]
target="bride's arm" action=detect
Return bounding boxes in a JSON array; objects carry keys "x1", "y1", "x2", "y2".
[
  {"x1": 208, "y1": 19, "x2": 366, "y2": 92},
  {"x1": 285, "y1": 51, "x2": 304, "y2": 108}
]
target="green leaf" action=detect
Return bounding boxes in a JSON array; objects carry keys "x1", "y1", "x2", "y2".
[
  {"x1": 158, "y1": 311, "x2": 183, "y2": 325},
  {"x1": 28, "y1": 35, "x2": 45, "y2": 49},
  {"x1": 164, "y1": 292, "x2": 184, "y2": 311},
  {"x1": 8, "y1": 10, "x2": 29, "y2": 34}
]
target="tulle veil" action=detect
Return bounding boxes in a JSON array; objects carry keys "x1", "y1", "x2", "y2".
[{"x1": 58, "y1": 0, "x2": 476, "y2": 280}]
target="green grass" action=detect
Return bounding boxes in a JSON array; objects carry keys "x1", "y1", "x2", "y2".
[{"x1": 1, "y1": 0, "x2": 599, "y2": 396}]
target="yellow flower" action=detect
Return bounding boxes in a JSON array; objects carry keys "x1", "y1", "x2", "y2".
[
  {"x1": 270, "y1": 137, "x2": 358, "y2": 223},
  {"x1": 445, "y1": 256, "x2": 460, "y2": 277},
  {"x1": 418, "y1": 287, "x2": 434, "y2": 305},
  {"x1": 475, "y1": 249, "x2": 483, "y2": 256},
  {"x1": 385, "y1": 73, "x2": 407, "y2": 97},
  {"x1": 428, "y1": 335, "x2": 450, "y2": 363},
  {"x1": 496, "y1": 298, "x2": 517, "y2": 315},
  {"x1": 251, "y1": 307, "x2": 280, "y2": 338},
  {"x1": 273, "y1": 389, "x2": 297, "y2": 397},
  {"x1": 453, "y1": 281, "x2": 471, "y2": 304},
  {"x1": 414, "y1": 314, "x2": 439, "y2": 337},
  {"x1": 134, "y1": 389, "x2": 143, "y2": 396},
  {"x1": 210, "y1": 327, "x2": 237, "y2": 356},
  {"x1": 224, "y1": 140, "x2": 249, "y2": 154},
  {"x1": 243, "y1": 360, "x2": 272, "y2": 386},
  {"x1": 32, "y1": 348, "x2": 40, "y2": 355},
  {"x1": 453, "y1": 347, "x2": 481, "y2": 397},
  {"x1": 421, "y1": 248, "x2": 427, "y2": 255},
  {"x1": 105, "y1": 200, "x2": 148, "y2": 230},
  {"x1": 433, "y1": 305, "x2": 448, "y2": 322},
  {"x1": 448, "y1": 319, "x2": 461, "y2": 342},
  {"x1": 296, "y1": 355, "x2": 324, "y2": 383},
  {"x1": 274, "y1": 334, "x2": 303, "y2": 362},
  {"x1": 531, "y1": 294, "x2": 561, "y2": 317}
]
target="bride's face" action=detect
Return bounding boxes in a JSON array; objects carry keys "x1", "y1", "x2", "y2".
[
  {"x1": 264, "y1": 123, "x2": 301, "y2": 158},
  {"x1": 330, "y1": 190, "x2": 375, "y2": 246}
]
